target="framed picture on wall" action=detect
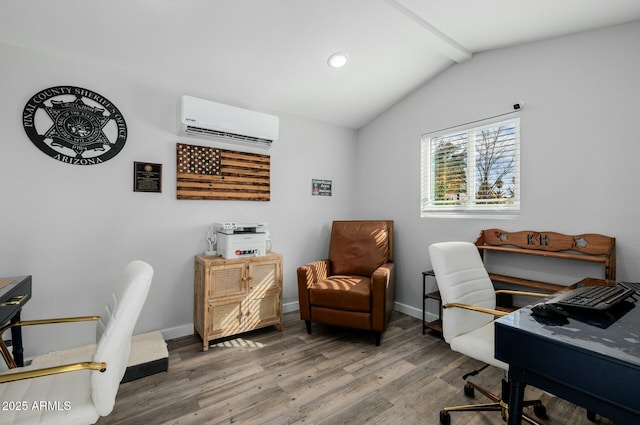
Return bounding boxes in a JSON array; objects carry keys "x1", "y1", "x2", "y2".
[
  {"x1": 312, "y1": 179, "x2": 332, "y2": 196},
  {"x1": 134, "y1": 162, "x2": 162, "y2": 193}
]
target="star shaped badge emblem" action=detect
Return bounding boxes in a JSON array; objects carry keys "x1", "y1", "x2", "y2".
[
  {"x1": 22, "y1": 86, "x2": 127, "y2": 165},
  {"x1": 43, "y1": 97, "x2": 113, "y2": 157}
]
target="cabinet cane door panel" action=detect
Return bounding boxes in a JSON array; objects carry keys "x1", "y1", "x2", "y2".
[
  {"x1": 209, "y1": 264, "x2": 246, "y2": 298},
  {"x1": 244, "y1": 291, "x2": 280, "y2": 329},
  {"x1": 248, "y1": 262, "x2": 279, "y2": 293},
  {"x1": 208, "y1": 299, "x2": 243, "y2": 338}
]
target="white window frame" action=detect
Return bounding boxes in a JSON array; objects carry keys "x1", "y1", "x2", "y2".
[{"x1": 420, "y1": 113, "x2": 520, "y2": 219}]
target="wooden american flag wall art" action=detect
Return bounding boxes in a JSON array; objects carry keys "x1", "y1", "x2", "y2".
[{"x1": 176, "y1": 143, "x2": 270, "y2": 201}]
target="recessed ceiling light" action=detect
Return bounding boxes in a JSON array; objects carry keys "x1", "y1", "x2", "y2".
[{"x1": 327, "y1": 52, "x2": 348, "y2": 68}]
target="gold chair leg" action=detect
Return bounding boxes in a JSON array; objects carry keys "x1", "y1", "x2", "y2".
[
  {"x1": 0, "y1": 339, "x2": 17, "y2": 369},
  {"x1": 465, "y1": 380, "x2": 501, "y2": 402},
  {"x1": 440, "y1": 379, "x2": 546, "y2": 425},
  {"x1": 443, "y1": 401, "x2": 503, "y2": 414}
]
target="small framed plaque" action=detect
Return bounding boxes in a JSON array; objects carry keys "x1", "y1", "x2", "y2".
[
  {"x1": 312, "y1": 179, "x2": 332, "y2": 196},
  {"x1": 134, "y1": 162, "x2": 162, "y2": 193}
]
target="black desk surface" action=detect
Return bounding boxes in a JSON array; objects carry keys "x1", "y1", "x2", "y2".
[{"x1": 495, "y1": 299, "x2": 640, "y2": 424}]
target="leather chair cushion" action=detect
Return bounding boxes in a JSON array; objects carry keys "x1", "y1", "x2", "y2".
[
  {"x1": 329, "y1": 221, "x2": 390, "y2": 276},
  {"x1": 309, "y1": 275, "x2": 371, "y2": 312}
]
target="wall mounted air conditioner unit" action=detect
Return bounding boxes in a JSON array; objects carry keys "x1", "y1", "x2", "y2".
[{"x1": 178, "y1": 95, "x2": 279, "y2": 149}]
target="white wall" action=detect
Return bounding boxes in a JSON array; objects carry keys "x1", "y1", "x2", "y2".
[
  {"x1": 3, "y1": 20, "x2": 639, "y2": 356},
  {"x1": 355, "y1": 21, "x2": 640, "y2": 319},
  {"x1": 0, "y1": 42, "x2": 357, "y2": 355}
]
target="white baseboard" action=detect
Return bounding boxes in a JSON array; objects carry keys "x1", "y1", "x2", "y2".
[
  {"x1": 393, "y1": 301, "x2": 421, "y2": 319},
  {"x1": 159, "y1": 324, "x2": 194, "y2": 341},
  {"x1": 283, "y1": 300, "x2": 299, "y2": 313}
]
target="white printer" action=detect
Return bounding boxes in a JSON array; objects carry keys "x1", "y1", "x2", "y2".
[{"x1": 214, "y1": 222, "x2": 268, "y2": 259}]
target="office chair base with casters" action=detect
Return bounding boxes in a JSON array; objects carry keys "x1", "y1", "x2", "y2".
[{"x1": 439, "y1": 378, "x2": 547, "y2": 425}]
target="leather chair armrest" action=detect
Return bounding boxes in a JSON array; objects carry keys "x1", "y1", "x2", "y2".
[
  {"x1": 371, "y1": 262, "x2": 395, "y2": 331},
  {"x1": 297, "y1": 259, "x2": 330, "y2": 321}
]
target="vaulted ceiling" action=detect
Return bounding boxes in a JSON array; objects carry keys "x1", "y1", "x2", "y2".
[{"x1": 2, "y1": 0, "x2": 640, "y2": 129}]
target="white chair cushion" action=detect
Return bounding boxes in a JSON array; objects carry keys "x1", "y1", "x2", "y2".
[
  {"x1": 0, "y1": 367, "x2": 99, "y2": 425},
  {"x1": 449, "y1": 320, "x2": 508, "y2": 371},
  {"x1": 429, "y1": 242, "x2": 497, "y2": 343}
]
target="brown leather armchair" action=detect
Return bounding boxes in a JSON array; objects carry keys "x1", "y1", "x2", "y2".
[{"x1": 297, "y1": 220, "x2": 395, "y2": 345}]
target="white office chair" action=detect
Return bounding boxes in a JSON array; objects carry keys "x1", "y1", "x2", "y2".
[
  {"x1": 0, "y1": 260, "x2": 154, "y2": 425},
  {"x1": 429, "y1": 241, "x2": 547, "y2": 425}
]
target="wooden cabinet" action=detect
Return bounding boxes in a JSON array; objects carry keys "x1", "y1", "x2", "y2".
[{"x1": 194, "y1": 253, "x2": 283, "y2": 351}]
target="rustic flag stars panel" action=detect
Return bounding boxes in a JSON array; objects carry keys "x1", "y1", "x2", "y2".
[{"x1": 176, "y1": 142, "x2": 270, "y2": 201}]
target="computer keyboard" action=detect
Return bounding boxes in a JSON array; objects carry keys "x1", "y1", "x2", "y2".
[
  {"x1": 619, "y1": 281, "x2": 640, "y2": 293},
  {"x1": 553, "y1": 285, "x2": 635, "y2": 312}
]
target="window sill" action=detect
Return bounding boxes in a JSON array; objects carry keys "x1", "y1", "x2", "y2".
[{"x1": 421, "y1": 211, "x2": 520, "y2": 220}]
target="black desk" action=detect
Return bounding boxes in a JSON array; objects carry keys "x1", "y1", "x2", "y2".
[
  {"x1": 0, "y1": 276, "x2": 32, "y2": 367},
  {"x1": 495, "y1": 298, "x2": 640, "y2": 425}
]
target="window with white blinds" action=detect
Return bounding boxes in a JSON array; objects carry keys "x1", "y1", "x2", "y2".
[{"x1": 420, "y1": 114, "x2": 520, "y2": 217}]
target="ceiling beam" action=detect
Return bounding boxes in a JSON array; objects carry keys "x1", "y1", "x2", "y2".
[{"x1": 381, "y1": 0, "x2": 472, "y2": 63}]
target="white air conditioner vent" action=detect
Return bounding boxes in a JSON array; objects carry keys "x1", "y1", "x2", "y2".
[
  {"x1": 183, "y1": 126, "x2": 273, "y2": 148},
  {"x1": 179, "y1": 96, "x2": 279, "y2": 149}
]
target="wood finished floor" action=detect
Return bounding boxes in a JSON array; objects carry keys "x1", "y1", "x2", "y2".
[{"x1": 97, "y1": 312, "x2": 616, "y2": 425}]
